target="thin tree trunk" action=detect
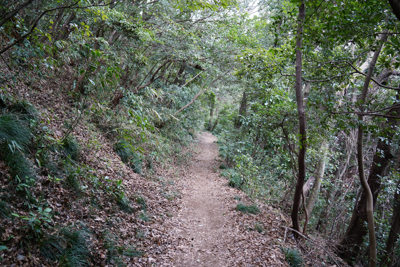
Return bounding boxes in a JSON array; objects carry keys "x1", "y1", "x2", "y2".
[
  {"x1": 306, "y1": 141, "x2": 328, "y2": 216},
  {"x1": 338, "y1": 30, "x2": 388, "y2": 267},
  {"x1": 291, "y1": 0, "x2": 306, "y2": 239}
]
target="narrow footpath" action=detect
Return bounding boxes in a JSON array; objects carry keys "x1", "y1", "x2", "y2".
[{"x1": 162, "y1": 132, "x2": 287, "y2": 267}]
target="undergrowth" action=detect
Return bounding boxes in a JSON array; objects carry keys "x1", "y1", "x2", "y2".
[
  {"x1": 280, "y1": 247, "x2": 304, "y2": 267},
  {"x1": 236, "y1": 203, "x2": 260, "y2": 214}
]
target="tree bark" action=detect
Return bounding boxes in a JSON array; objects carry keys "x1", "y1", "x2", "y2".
[
  {"x1": 291, "y1": 0, "x2": 306, "y2": 239},
  {"x1": 338, "y1": 31, "x2": 388, "y2": 267}
]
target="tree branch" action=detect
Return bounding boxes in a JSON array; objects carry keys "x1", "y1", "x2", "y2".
[
  {"x1": 174, "y1": 69, "x2": 230, "y2": 115},
  {"x1": 0, "y1": 1, "x2": 111, "y2": 55}
]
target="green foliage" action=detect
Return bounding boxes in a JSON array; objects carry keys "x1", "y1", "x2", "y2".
[
  {"x1": 0, "y1": 114, "x2": 35, "y2": 184},
  {"x1": 236, "y1": 203, "x2": 260, "y2": 214},
  {"x1": 40, "y1": 227, "x2": 93, "y2": 266},
  {"x1": 280, "y1": 247, "x2": 304, "y2": 267},
  {"x1": 114, "y1": 139, "x2": 142, "y2": 174},
  {"x1": 228, "y1": 171, "x2": 244, "y2": 189},
  {"x1": 12, "y1": 206, "x2": 52, "y2": 239},
  {"x1": 59, "y1": 228, "x2": 92, "y2": 267},
  {"x1": 135, "y1": 195, "x2": 147, "y2": 211},
  {"x1": 102, "y1": 232, "x2": 125, "y2": 267},
  {"x1": 0, "y1": 200, "x2": 11, "y2": 219},
  {"x1": 9, "y1": 100, "x2": 37, "y2": 121},
  {"x1": 219, "y1": 163, "x2": 228, "y2": 169},
  {"x1": 62, "y1": 137, "x2": 80, "y2": 161}
]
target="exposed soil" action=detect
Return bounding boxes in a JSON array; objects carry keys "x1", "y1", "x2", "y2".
[{"x1": 162, "y1": 132, "x2": 288, "y2": 266}]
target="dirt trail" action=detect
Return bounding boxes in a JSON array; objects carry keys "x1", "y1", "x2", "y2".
[
  {"x1": 170, "y1": 132, "x2": 231, "y2": 266},
  {"x1": 163, "y1": 132, "x2": 286, "y2": 267}
]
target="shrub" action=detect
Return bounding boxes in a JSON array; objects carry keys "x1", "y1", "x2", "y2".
[
  {"x1": 280, "y1": 247, "x2": 304, "y2": 267},
  {"x1": 228, "y1": 172, "x2": 244, "y2": 189},
  {"x1": 236, "y1": 203, "x2": 260, "y2": 214}
]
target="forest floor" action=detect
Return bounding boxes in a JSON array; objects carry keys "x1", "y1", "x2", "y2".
[{"x1": 160, "y1": 132, "x2": 288, "y2": 266}]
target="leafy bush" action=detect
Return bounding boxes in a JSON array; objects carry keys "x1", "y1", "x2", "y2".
[
  {"x1": 236, "y1": 203, "x2": 260, "y2": 214},
  {"x1": 280, "y1": 247, "x2": 304, "y2": 267},
  {"x1": 228, "y1": 171, "x2": 244, "y2": 189}
]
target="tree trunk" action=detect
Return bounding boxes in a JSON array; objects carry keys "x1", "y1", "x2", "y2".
[
  {"x1": 306, "y1": 141, "x2": 328, "y2": 216},
  {"x1": 291, "y1": 0, "x2": 306, "y2": 239},
  {"x1": 208, "y1": 102, "x2": 215, "y2": 131},
  {"x1": 211, "y1": 113, "x2": 219, "y2": 132},
  {"x1": 234, "y1": 91, "x2": 247, "y2": 129},
  {"x1": 338, "y1": 31, "x2": 388, "y2": 267},
  {"x1": 57, "y1": 11, "x2": 76, "y2": 40}
]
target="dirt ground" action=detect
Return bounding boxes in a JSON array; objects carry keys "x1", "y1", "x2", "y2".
[{"x1": 162, "y1": 132, "x2": 287, "y2": 267}]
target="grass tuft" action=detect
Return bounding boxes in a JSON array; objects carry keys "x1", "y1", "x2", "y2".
[
  {"x1": 280, "y1": 247, "x2": 304, "y2": 267},
  {"x1": 60, "y1": 228, "x2": 92, "y2": 267},
  {"x1": 0, "y1": 114, "x2": 35, "y2": 184},
  {"x1": 62, "y1": 137, "x2": 80, "y2": 161},
  {"x1": 114, "y1": 139, "x2": 142, "y2": 174},
  {"x1": 236, "y1": 203, "x2": 260, "y2": 214},
  {"x1": 0, "y1": 201, "x2": 11, "y2": 219},
  {"x1": 9, "y1": 100, "x2": 37, "y2": 121}
]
